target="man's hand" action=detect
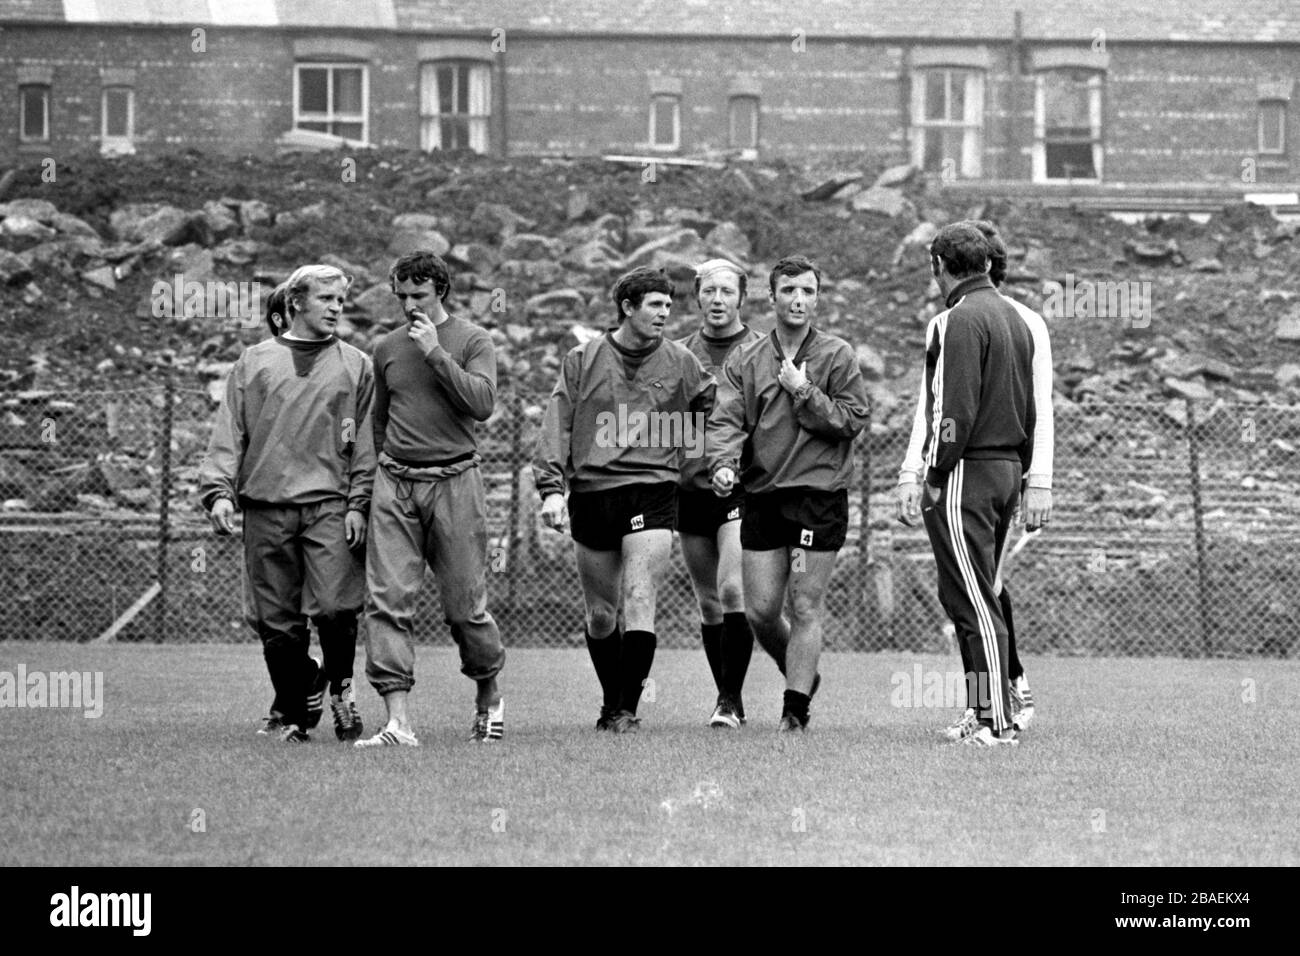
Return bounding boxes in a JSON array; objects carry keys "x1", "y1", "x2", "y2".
[
  {"x1": 345, "y1": 509, "x2": 367, "y2": 549},
  {"x1": 1022, "y1": 486, "x2": 1052, "y2": 530},
  {"x1": 777, "y1": 358, "x2": 808, "y2": 395},
  {"x1": 895, "y1": 479, "x2": 921, "y2": 526},
  {"x1": 923, "y1": 482, "x2": 942, "y2": 511},
  {"x1": 408, "y1": 313, "x2": 441, "y2": 358},
  {"x1": 712, "y1": 466, "x2": 737, "y2": 498},
  {"x1": 208, "y1": 497, "x2": 235, "y2": 535},
  {"x1": 540, "y1": 493, "x2": 567, "y2": 531}
]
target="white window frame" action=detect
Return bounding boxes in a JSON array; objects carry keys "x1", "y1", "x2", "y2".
[
  {"x1": 1033, "y1": 70, "x2": 1104, "y2": 184},
  {"x1": 19, "y1": 83, "x2": 50, "y2": 143},
  {"x1": 649, "y1": 94, "x2": 681, "y2": 152},
  {"x1": 728, "y1": 94, "x2": 759, "y2": 150},
  {"x1": 420, "y1": 60, "x2": 492, "y2": 153},
  {"x1": 100, "y1": 86, "x2": 134, "y2": 155},
  {"x1": 910, "y1": 68, "x2": 984, "y2": 179},
  {"x1": 1259, "y1": 100, "x2": 1286, "y2": 155},
  {"x1": 293, "y1": 62, "x2": 369, "y2": 145}
]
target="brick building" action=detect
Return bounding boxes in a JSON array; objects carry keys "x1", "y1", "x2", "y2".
[{"x1": 2, "y1": 0, "x2": 1298, "y2": 189}]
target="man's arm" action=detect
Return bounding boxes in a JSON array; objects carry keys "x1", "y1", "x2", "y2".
[
  {"x1": 370, "y1": 351, "x2": 390, "y2": 462},
  {"x1": 791, "y1": 343, "x2": 870, "y2": 440},
  {"x1": 198, "y1": 360, "x2": 246, "y2": 512},
  {"x1": 347, "y1": 354, "x2": 376, "y2": 515},
  {"x1": 706, "y1": 352, "x2": 749, "y2": 482},
  {"x1": 532, "y1": 347, "x2": 580, "y2": 501},
  {"x1": 925, "y1": 313, "x2": 983, "y2": 486},
  {"x1": 1024, "y1": 306, "x2": 1054, "y2": 490},
  {"x1": 426, "y1": 330, "x2": 496, "y2": 421}
]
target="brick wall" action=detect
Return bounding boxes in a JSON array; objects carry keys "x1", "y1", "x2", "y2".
[{"x1": 1, "y1": 24, "x2": 1296, "y2": 186}]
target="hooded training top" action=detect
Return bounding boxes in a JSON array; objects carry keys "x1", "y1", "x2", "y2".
[
  {"x1": 900, "y1": 293, "x2": 1053, "y2": 489},
  {"x1": 675, "y1": 325, "x2": 764, "y2": 491},
  {"x1": 199, "y1": 335, "x2": 375, "y2": 511},
  {"x1": 920, "y1": 275, "x2": 1036, "y2": 487},
  {"x1": 533, "y1": 332, "x2": 715, "y2": 498},
  {"x1": 706, "y1": 326, "x2": 869, "y2": 495},
  {"x1": 371, "y1": 315, "x2": 496, "y2": 466}
]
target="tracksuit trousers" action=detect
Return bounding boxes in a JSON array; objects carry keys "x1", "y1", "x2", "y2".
[
  {"x1": 364, "y1": 461, "x2": 506, "y2": 695},
  {"x1": 922, "y1": 458, "x2": 1021, "y2": 733},
  {"x1": 242, "y1": 498, "x2": 364, "y2": 727}
]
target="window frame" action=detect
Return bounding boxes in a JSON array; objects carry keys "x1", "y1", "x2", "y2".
[
  {"x1": 1259, "y1": 99, "x2": 1287, "y2": 156},
  {"x1": 100, "y1": 85, "x2": 135, "y2": 154},
  {"x1": 1033, "y1": 69, "x2": 1105, "y2": 184},
  {"x1": 292, "y1": 62, "x2": 370, "y2": 145},
  {"x1": 648, "y1": 93, "x2": 681, "y2": 152},
  {"x1": 728, "y1": 94, "x2": 760, "y2": 150},
  {"x1": 19, "y1": 83, "x2": 50, "y2": 143},
  {"x1": 910, "y1": 67, "x2": 985, "y2": 179},
  {"x1": 419, "y1": 59, "x2": 492, "y2": 153}
]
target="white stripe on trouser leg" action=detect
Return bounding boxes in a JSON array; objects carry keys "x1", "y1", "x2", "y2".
[{"x1": 945, "y1": 461, "x2": 1006, "y2": 730}]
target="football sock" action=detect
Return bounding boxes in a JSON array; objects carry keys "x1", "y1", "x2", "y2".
[
  {"x1": 701, "y1": 622, "x2": 725, "y2": 693},
  {"x1": 619, "y1": 630, "x2": 657, "y2": 716},
  {"x1": 1001, "y1": 588, "x2": 1023, "y2": 681},
  {"x1": 782, "y1": 689, "x2": 810, "y2": 724},
  {"x1": 721, "y1": 612, "x2": 754, "y2": 702},
  {"x1": 585, "y1": 625, "x2": 622, "y2": 712},
  {"x1": 261, "y1": 633, "x2": 310, "y2": 727},
  {"x1": 314, "y1": 611, "x2": 358, "y2": 695}
]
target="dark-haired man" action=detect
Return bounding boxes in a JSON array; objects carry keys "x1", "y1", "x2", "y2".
[
  {"x1": 676, "y1": 259, "x2": 763, "y2": 729},
  {"x1": 356, "y1": 251, "x2": 506, "y2": 748},
  {"x1": 707, "y1": 255, "x2": 869, "y2": 732},
  {"x1": 897, "y1": 220, "x2": 1053, "y2": 739},
  {"x1": 913, "y1": 223, "x2": 1036, "y2": 747},
  {"x1": 535, "y1": 266, "x2": 715, "y2": 733}
]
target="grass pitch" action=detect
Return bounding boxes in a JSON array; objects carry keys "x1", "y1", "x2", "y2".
[{"x1": 1, "y1": 641, "x2": 1296, "y2": 866}]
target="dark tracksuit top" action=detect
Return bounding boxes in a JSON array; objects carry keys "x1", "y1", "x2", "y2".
[
  {"x1": 199, "y1": 335, "x2": 375, "y2": 512},
  {"x1": 675, "y1": 325, "x2": 764, "y2": 491},
  {"x1": 707, "y1": 327, "x2": 870, "y2": 495},
  {"x1": 533, "y1": 332, "x2": 716, "y2": 498},
  {"x1": 371, "y1": 315, "x2": 497, "y2": 462},
  {"x1": 922, "y1": 275, "x2": 1036, "y2": 486}
]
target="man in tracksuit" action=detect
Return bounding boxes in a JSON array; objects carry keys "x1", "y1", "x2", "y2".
[
  {"x1": 201, "y1": 264, "x2": 373, "y2": 743},
  {"x1": 897, "y1": 220, "x2": 1053, "y2": 739},
  {"x1": 535, "y1": 266, "x2": 715, "y2": 734},
  {"x1": 675, "y1": 259, "x2": 763, "y2": 729},
  {"x1": 356, "y1": 250, "x2": 506, "y2": 748},
  {"x1": 918, "y1": 223, "x2": 1036, "y2": 747},
  {"x1": 707, "y1": 255, "x2": 870, "y2": 732}
]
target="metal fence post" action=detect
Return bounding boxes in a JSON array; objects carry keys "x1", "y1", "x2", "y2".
[
  {"x1": 504, "y1": 392, "x2": 523, "y2": 611},
  {"x1": 858, "y1": 418, "x2": 873, "y2": 650},
  {"x1": 156, "y1": 374, "x2": 175, "y2": 642},
  {"x1": 1185, "y1": 398, "x2": 1212, "y2": 656}
]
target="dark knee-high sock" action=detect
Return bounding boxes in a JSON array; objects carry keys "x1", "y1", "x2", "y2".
[
  {"x1": 701, "y1": 622, "x2": 724, "y2": 693},
  {"x1": 1000, "y1": 588, "x2": 1023, "y2": 681},
  {"x1": 314, "y1": 611, "x2": 358, "y2": 695},
  {"x1": 619, "y1": 630, "x2": 657, "y2": 715},
  {"x1": 585, "y1": 626, "x2": 622, "y2": 712},
  {"x1": 721, "y1": 611, "x2": 754, "y2": 701},
  {"x1": 262, "y1": 630, "x2": 310, "y2": 727}
]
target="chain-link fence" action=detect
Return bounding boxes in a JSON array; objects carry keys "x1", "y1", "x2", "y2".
[{"x1": 2, "y1": 382, "x2": 1297, "y2": 656}]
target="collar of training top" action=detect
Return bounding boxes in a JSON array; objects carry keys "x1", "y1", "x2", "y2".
[
  {"x1": 945, "y1": 274, "x2": 996, "y2": 309},
  {"x1": 768, "y1": 326, "x2": 819, "y2": 367}
]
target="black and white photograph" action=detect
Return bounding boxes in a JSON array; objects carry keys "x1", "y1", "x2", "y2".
[{"x1": 0, "y1": 0, "x2": 1293, "y2": 916}]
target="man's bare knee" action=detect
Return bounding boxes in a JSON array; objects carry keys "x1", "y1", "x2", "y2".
[{"x1": 586, "y1": 604, "x2": 619, "y2": 636}]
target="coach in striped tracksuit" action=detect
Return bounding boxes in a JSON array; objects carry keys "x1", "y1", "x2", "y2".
[{"x1": 919, "y1": 223, "x2": 1036, "y2": 747}]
